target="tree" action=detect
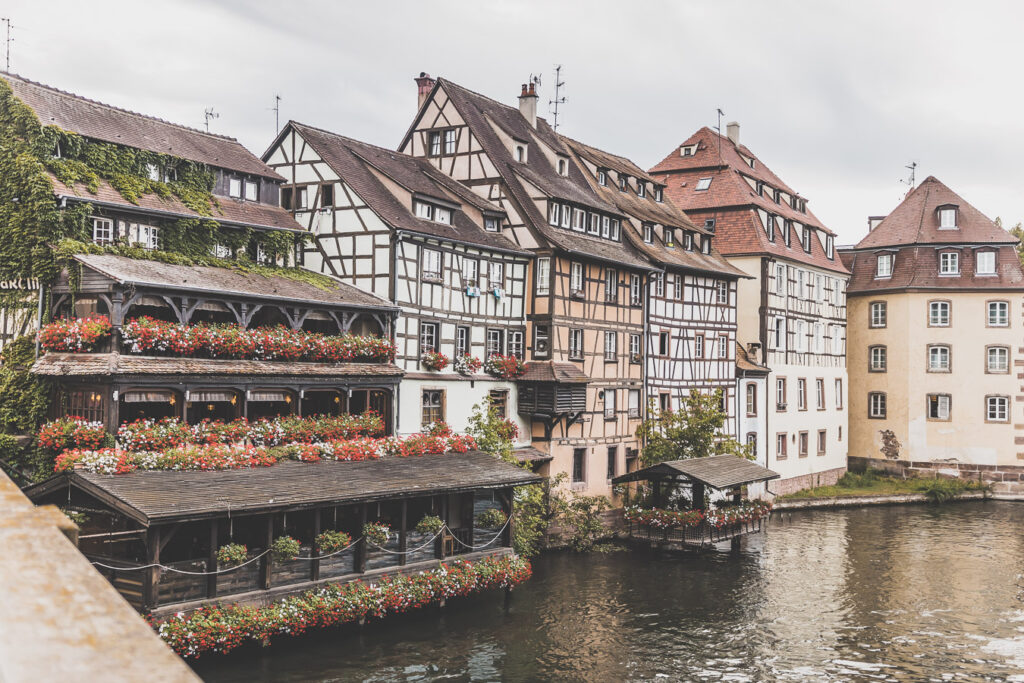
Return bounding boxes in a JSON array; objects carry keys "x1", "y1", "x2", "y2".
[{"x1": 635, "y1": 390, "x2": 752, "y2": 467}]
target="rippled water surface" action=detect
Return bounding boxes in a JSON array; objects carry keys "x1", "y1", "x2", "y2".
[{"x1": 194, "y1": 502, "x2": 1024, "y2": 682}]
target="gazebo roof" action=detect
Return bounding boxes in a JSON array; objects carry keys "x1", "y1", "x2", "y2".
[{"x1": 611, "y1": 455, "x2": 779, "y2": 490}]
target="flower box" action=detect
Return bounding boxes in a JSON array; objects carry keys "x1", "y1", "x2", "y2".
[{"x1": 465, "y1": 285, "x2": 481, "y2": 297}]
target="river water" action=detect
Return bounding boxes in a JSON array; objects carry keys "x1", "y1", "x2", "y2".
[{"x1": 194, "y1": 501, "x2": 1024, "y2": 682}]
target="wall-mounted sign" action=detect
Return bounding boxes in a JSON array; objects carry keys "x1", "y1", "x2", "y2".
[{"x1": 0, "y1": 278, "x2": 41, "y2": 291}]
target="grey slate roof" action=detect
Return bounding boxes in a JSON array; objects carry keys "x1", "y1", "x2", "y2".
[
  {"x1": 612, "y1": 455, "x2": 779, "y2": 489},
  {"x1": 30, "y1": 452, "x2": 543, "y2": 524},
  {"x1": 2, "y1": 72, "x2": 283, "y2": 180},
  {"x1": 68, "y1": 253, "x2": 395, "y2": 310}
]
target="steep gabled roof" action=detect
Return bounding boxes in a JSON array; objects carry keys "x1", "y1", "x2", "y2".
[
  {"x1": 283, "y1": 122, "x2": 527, "y2": 255},
  {"x1": 560, "y1": 135, "x2": 745, "y2": 279},
  {"x1": 2, "y1": 72, "x2": 282, "y2": 180},
  {"x1": 852, "y1": 176, "x2": 1018, "y2": 249},
  {"x1": 407, "y1": 78, "x2": 655, "y2": 270}
]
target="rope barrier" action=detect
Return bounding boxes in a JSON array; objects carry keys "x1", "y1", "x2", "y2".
[
  {"x1": 91, "y1": 549, "x2": 270, "y2": 576},
  {"x1": 290, "y1": 536, "x2": 362, "y2": 561},
  {"x1": 366, "y1": 527, "x2": 446, "y2": 555},
  {"x1": 445, "y1": 516, "x2": 511, "y2": 551}
]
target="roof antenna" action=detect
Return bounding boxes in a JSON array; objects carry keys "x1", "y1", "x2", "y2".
[
  {"x1": 203, "y1": 107, "x2": 219, "y2": 133},
  {"x1": 714, "y1": 108, "x2": 725, "y2": 163},
  {"x1": 270, "y1": 94, "x2": 282, "y2": 133},
  {"x1": 899, "y1": 161, "x2": 917, "y2": 197},
  {"x1": 549, "y1": 65, "x2": 566, "y2": 131},
  {"x1": 1, "y1": 18, "x2": 13, "y2": 72}
]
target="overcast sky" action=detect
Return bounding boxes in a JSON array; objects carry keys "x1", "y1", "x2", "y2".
[{"x1": 6, "y1": 0, "x2": 1023, "y2": 244}]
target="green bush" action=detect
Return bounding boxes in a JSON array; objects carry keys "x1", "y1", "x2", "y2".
[
  {"x1": 475, "y1": 508, "x2": 508, "y2": 530},
  {"x1": 414, "y1": 515, "x2": 444, "y2": 535},
  {"x1": 922, "y1": 478, "x2": 969, "y2": 504},
  {"x1": 270, "y1": 535, "x2": 301, "y2": 563},
  {"x1": 314, "y1": 530, "x2": 351, "y2": 554},
  {"x1": 0, "y1": 336, "x2": 50, "y2": 435},
  {"x1": 216, "y1": 543, "x2": 248, "y2": 567}
]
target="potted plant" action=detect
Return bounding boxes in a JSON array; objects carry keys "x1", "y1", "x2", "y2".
[
  {"x1": 270, "y1": 535, "x2": 301, "y2": 563},
  {"x1": 475, "y1": 508, "x2": 508, "y2": 530},
  {"x1": 363, "y1": 522, "x2": 391, "y2": 546},
  {"x1": 216, "y1": 543, "x2": 248, "y2": 568},
  {"x1": 415, "y1": 514, "x2": 445, "y2": 535},
  {"x1": 483, "y1": 353, "x2": 525, "y2": 380},
  {"x1": 453, "y1": 354, "x2": 483, "y2": 375},
  {"x1": 315, "y1": 529, "x2": 352, "y2": 554},
  {"x1": 421, "y1": 350, "x2": 450, "y2": 371}
]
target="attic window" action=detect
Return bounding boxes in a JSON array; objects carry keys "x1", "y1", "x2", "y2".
[
  {"x1": 598, "y1": 169, "x2": 607, "y2": 186},
  {"x1": 748, "y1": 158, "x2": 755, "y2": 169},
  {"x1": 801, "y1": 228, "x2": 812, "y2": 253},
  {"x1": 665, "y1": 228, "x2": 675, "y2": 248},
  {"x1": 976, "y1": 250, "x2": 996, "y2": 274},
  {"x1": 643, "y1": 223, "x2": 653, "y2": 243},
  {"x1": 515, "y1": 145, "x2": 525, "y2": 162},
  {"x1": 825, "y1": 235, "x2": 834, "y2": 259},
  {"x1": 680, "y1": 146, "x2": 694, "y2": 157},
  {"x1": 557, "y1": 159, "x2": 568, "y2": 176},
  {"x1": 619, "y1": 175, "x2": 628, "y2": 191},
  {"x1": 876, "y1": 253, "x2": 893, "y2": 278},
  {"x1": 765, "y1": 214, "x2": 775, "y2": 241},
  {"x1": 52, "y1": 141, "x2": 62, "y2": 159},
  {"x1": 484, "y1": 217, "x2": 500, "y2": 232},
  {"x1": 244, "y1": 180, "x2": 258, "y2": 202},
  {"x1": 704, "y1": 218, "x2": 716, "y2": 233},
  {"x1": 637, "y1": 183, "x2": 646, "y2": 198},
  {"x1": 702, "y1": 237, "x2": 711, "y2": 254},
  {"x1": 939, "y1": 207, "x2": 958, "y2": 229},
  {"x1": 229, "y1": 177, "x2": 242, "y2": 198},
  {"x1": 684, "y1": 233, "x2": 693, "y2": 250},
  {"x1": 414, "y1": 200, "x2": 451, "y2": 225},
  {"x1": 165, "y1": 166, "x2": 178, "y2": 182},
  {"x1": 695, "y1": 177, "x2": 712, "y2": 191},
  {"x1": 655, "y1": 187, "x2": 663, "y2": 202},
  {"x1": 146, "y1": 164, "x2": 160, "y2": 182}
]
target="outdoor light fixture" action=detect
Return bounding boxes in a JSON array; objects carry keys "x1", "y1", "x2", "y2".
[{"x1": 207, "y1": 404, "x2": 215, "y2": 411}]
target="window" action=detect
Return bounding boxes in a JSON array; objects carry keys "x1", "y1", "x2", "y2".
[
  {"x1": 561, "y1": 204, "x2": 571, "y2": 229},
  {"x1": 831, "y1": 325, "x2": 843, "y2": 354},
  {"x1": 630, "y1": 333, "x2": 642, "y2": 361},
  {"x1": 988, "y1": 301, "x2": 1009, "y2": 327},
  {"x1": 486, "y1": 329, "x2": 503, "y2": 358},
  {"x1": 228, "y1": 177, "x2": 242, "y2": 198},
  {"x1": 516, "y1": 145, "x2": 525, "y2": 162},
  {"x1": 717, "y1": 335, "x2": 728, "y2": 359},
  {"x1": 927, "y1": 394, "x2": 952, "y2": 421},
  {"x1": 799, "y1": 432, "x2": 809, "y2": 457},
  {"x1": 604, "y1": 269, "x2": 618, "y2": 303},
  {"x1": 797, "y1": 379, "x2": 807, "y2": 410},
  {"x1": 716, "y1": 280, "x2": 728, "y2": 304},
  {"x1": 603, "y1": 389, "x2": 616, "y2": 420},
  {"x1": 782, "y1": 221, "x2": 791, "y2": 247},
  {"x1": 128, "y1": 223, "x2": 160, "y2": 250},
  {"x1": 628, "y1": 390, "x2": 641, "y2": 419},
  {"x1": 588, "y1": 213, "x2": 600, "y2": 236},
  {"x1": 939, "y1": 252, "x2": 960, "y2": 275},
  {"x1": 570, "y1": 262, "x2": 584, "y2": 294},
  {"x1": 320, "y1": 183, "x2": 333, "y2": 208},
  {"x1": 630, "y1": 274, "x2": 642, "y2": 306},
  {"x1": 835, "y1": 379, "x2": 843, "y2": 409},
  {"x1": 297, "y1": 187, "x2": 308, "y2": 210},
  {"x1": 746, "y1": 383, "x2": 757, "y2": 416},
  {"x1": 694, "y1": 334, "x2": 704, "y2": 358},
  {"x1": 536, "y1": 257, "x2": 551, "y2": 295},
  {"x1": 825, "y1": 235, "x2": 834, "y2": 259},
  {"x1": 281, "y1": 187, "x2": 294, "y2": 210},
  {"x1": 653, "y1": 273, "x2": 665, "y2": 298},
  {"x1": 928, "y1": 345, "x2": 950, "y2": 372},
  {"x1": 817, "y1": 430, "x2": 826, "y2": 455},
  {"x1": 488, "y1": 262, "x2": 504, "y2": 291},
  {"x1": 422, "y1": 248, "x2": 442, "y2": 280},
  {"x1": 607, "y1": 447, "x2": 618, "y2": 479},
  {"x1": 870, "y1": 302, "x2": 887, "y2": 328},
  {"x1": 610, "y1": 219, "x2": 620, "y2": 241},
  {"x1": 987, "y1": 396, "x2": 1009, "y2": 422},
  {"x1": 548, "y1": 202, "x2": 560, "y2": 226},
  {"x1": 508, "y1": 331, "x2": 524, "y2": 359},
  {"x1": 601, "y1": 216, "x2": 611, "y2": 239},
  {"x1": 657, "y1": 331, "x2": 669, "y2": 356},
  {"x1": 456, "y1": 326, "x2": 469, "y2": 357},
  {"x1": 776, "y1": 433, "x2": 788, "y2": 459},
  {"x1": 604, "y1": 331, "x2": 617, "y2": 361},
  {"x1": 772, "y1": 317, "x2": 786, "y2": 350},
  {"x1": 794, "y1": 319, "x2": 806, "y2": 353},
  {"x1": 419, "y1": 322, "x2": 438, "y2": 353},
  {"x1": 254, "y1": 243, "x2": 273, "y2": 266},
  {"x1": 813, "y1": 323, "x2": 824, "y2": 353},
  {"x1": 929, "y1": 301, "x2": 950, "y2": 327},
  {"x1": 212, "y1": 243, "x2": 232, "y2": 259},
  {"x1": 802, "y1": 228, "x2": 812, "y2": 253},
  {"x1": 569, "y1": 328, "x2": 584, "y2": 359},
  {"x1": 816, "y1": 378, "x2": 825, "y2": 410},
  {"x1": 876, "y1": 253, "x2": 893, "y2": 278},
  {"x1": 939, "y1": 207, "x2": 957, "y2": 229},
  {"x1": 976, "y1": 251, "x2": 996, "y2": 275},
  {"x1": 655, "y1": 187, "x2": 663, "y2": 202},
  {"x1": 643, "y1": 223, "x2": 653, "y2": 243},
  {"x1": 705, "y1": 218, "x2": 716, "y2": 232},
  {"x1": 489, "y1": 390, "x2": 508, "y2": 419},
  {"x1": 421, "y1": 390, "x2": 444, "y2": 428},
  {"x1": 795, "y1": 270, "x2": 805, "y2": 299},
  {"x1": 659, "y1": 393, "x2": 671, "y2": 413},
  {"x1": 776, "y1": 378, "x2": 787, "y2": 409},
  {"x1": 775, "y1": 264, "x2": 786, "y2": 296},
  {"x1": 695, "y1": 177, "x2": 712, "y2": 191},
  {"x1": 572, "y1": 208, "x2": 585, "y2": 232},
  {"x1": 766, "y1": 214, "x2": 775, "y2": 241},
  {"x1": 534, "y1": 325, "x2": 550, "y2": 359},
  {"x1": 868, "y1": 392, "x2": 887, "y2": 419},
  {"x1": 484, "y1": 216, "x2": 500, "y2": 232},
  {"x1": 91, "y1": 217, "x2": 113, "y2": 245},
  {"x1": 429, "y1": 132, "x2": 442, "y2": 156},
  {"x1": 65, "y1": 389, "x2": 105, "y2": 422},
  {"x1": 463, "y1": 257, "x2": 479, "y2": 286},
  {"x1": 637, "y1": 182, "x2": 646, "y2": 198},
  {"x1": 415, "y1": 201, "x2": 434, "y2": 220},
  {"x1": 244, "y1": 180, "x2": 258, "y2": 201},
  {"x1": 869, "y1": 345, "x2": 887, "y2": 372},
  {"x1": 988, "y1": 346, "x2": 1009, "y2": 373},
  {"x1": 619, "y1": 175, "x2": 628, "y2": 191},
  {"x1": 746, "y1": 432, "x2": 757, "y2": 457},
  {"x1": 434, "y1": 207, "x2": 452, "y2": 225},
  {"x1": 673, "y1": 275, "x2": 683, "y2": 301},
  {"x1": 444, "y1": 129, "x2": 456, "y2": 155},
  {"x1": 572, "y1": 448, "x2": 586, "y2": 483},
  {"x1": 665, "y1": 228, "x2": 675, "y2": 247},
  {"x1": 598, "y1": 169, "x2": 607, "y2": 186}
]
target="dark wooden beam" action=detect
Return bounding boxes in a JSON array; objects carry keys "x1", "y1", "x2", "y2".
[
  {"x1": 261, "y1": 516, "x2": 273, "y2": 590},
  {"x1": 398, "y1": 499, "x2": 408, "y2": 567},
  {"x1": 144, "y1": 526, "x2": 161, "y2": 610},
  {"x1": 207, "y1": 520, "x2": 217, "y2": 599},
  {"x1": 311, "y1": 508, "x2": 321, "y2": 582}
]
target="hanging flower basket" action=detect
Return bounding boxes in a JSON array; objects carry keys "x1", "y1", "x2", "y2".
[
  {"x1": 216, "y1": 543, "x2": 248, "y2": 567},
  {"x1": 453, "y1": 354, "x2": 483, "y2": 375},
  {"x1": 483, "y1": 354, "x2": 525, "y2": 379},
  {"x1": 415, "y1": 515, "x2": 445, "y2": 535},
  {"x1": 37, "y1": 315, "x2": 112, "y2": 353},
  {"x1": 37, "y1": 417, "x2": 111, "y2": 453},
  {"x1": 363, "y1": 522, "x2": 391, "y2": 546},
  {"x1": 270, "y1": 535, "x2": 301, "y2": 563},
  {"x1": 315, "y1": 529, "x2": 352, "y2": 554},
  {"x1": 475, "y1": 508, "x2": 508, "y2": 530},
  {"x1": 421, "y1": 350, "x2": 450, "y2": 371}
]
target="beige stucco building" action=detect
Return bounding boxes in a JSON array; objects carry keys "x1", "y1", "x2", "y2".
[{"x1": 841, "y1": 176, "x2": 1024, "y2": 468}]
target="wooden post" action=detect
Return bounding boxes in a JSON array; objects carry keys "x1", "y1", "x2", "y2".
[
  {"x1": 144, "y1": 526, "x2": 161, "y2": 610},
  {"x1": 438, "y1": 496, "x2": 447, "y2": 559},
  {"x1": 732, "y1": 487, "x2": 742, "y2": 504},
  {"x1": 261, "y1": 516, "x2": 273, "y2": 590},
  {"x1": 357, "y1": 504, "x2": 368, "y2": 573},
  {"x1": 502, "y1": 490, "x2": 513, "y2": 549},
  {"x1": 652, "y1": 479, "x2": 663, "y2": 508},
  {"x1": 692, "y1": 482, "x2": 706, "y2": 511},
  {"x1": 207, "y1": 520, "x2": 218, "y2": 598},
  {"x1": 311, "y1": 508, "x2": 321, "y2": 582},
  {"x1": 398, "y1": 499, "x2": 408, "y2": 567}
]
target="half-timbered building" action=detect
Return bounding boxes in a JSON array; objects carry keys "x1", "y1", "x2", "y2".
[
  {"x1": 400, "y1": 76, "x2": 655, "y2": 496},
  {"x1": 651, "y1": 123, "x2": 850, "y2": 494},
  {"x1": 263, "y1": 122, "x2": 532, "y2": 438},
  {"x1": 560, "y1": 137, "x2": 746, "y2": 435}
]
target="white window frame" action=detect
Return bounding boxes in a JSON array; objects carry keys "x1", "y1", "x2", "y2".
[
  {"x1": 988, "y1": 301, "x2": 1009, "y2": 327},
  {"x1": 462, "y1": 258, "x2": 479, "y2": 286},
  {"x1": 976, "y1": 251, "x2": 996, "y2": 275},
  {"x1": 422, "y1": 248, "x2": 442, "y2": 280},
  {"x1": 91, "y1": 217, "x2": 113, "y2": 245},
  {"x1": 673, "y1": 275, "x2": 683, "y2": 301},
  {"x1": 570, "y1": 262, "x2": 584, "y2": 293},
  {"x1": 630, "y1": 274, "x2": 642, "y2": 306},
  {"x1": 775, "y1": 264, "x2": 785, "y2": 296},
  {"x1": 569, "y1": 328, "x2": 584, "y2": 359},
  {"x1": 928, "y1": 345, "x2": 951, "y2": 372},
  {"x1": 987, "y1": 396, "x2": 1009, "y2": 422},
  {"x1": 939, "y1": 208, "x2": 957, "y2": 229},
  {"x1": 988, "y1": 346, "x2": 1009, "y2": 373},
  {"x1": 869, "y1": 392, "x2": 886, "y2": 419},
  {"x1": 876, "y1": 253, "x2": 893, "y2": 278},
  {"x1": 244, "y1": 180, "x2": 258, "y2": 201},
  {"x1": 604, "y1": 331, "x2": 617, "y2": 361},
  {"x1": 433, "y1": 207, "x2": 452, "y2": 225},
  {"x1": 717, "y1": 335, "x2": 728, "y2": 359},
  {"x1": 228, "y1": 177, "x2": 242, "y2": 199},
  {"x1": 869, "y1": 346, "x2": 887, "y2": 372},
  {"x1": 939, "y1": 251, "x2": 960, "y2": 275},
  {"x1": 928, "y1": 394, "x2": 952, "y2": 420},
  {"x1": 716, "y1": 280, "x2": 728, "y2": 304},
  {"x1": 444, "y1": 129, "x2": 457, "y2": 155},
  {"x1": 695, "y1": 177, "x2": 712, "y2": 191},
  {"x1": 536, "y1": 257, "x2": 551, "y2": 295},
  {"x1": 929, "y1": 301, "x2": 950, "y2": 327}
]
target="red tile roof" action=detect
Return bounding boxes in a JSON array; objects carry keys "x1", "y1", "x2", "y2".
[{"x1": 842, "y1": 245, "x2": 1024, "y2": 293}]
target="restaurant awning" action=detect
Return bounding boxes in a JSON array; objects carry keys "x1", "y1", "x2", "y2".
[{"x1": 611, "y1": 455, "x2": 779, "y2": 490}]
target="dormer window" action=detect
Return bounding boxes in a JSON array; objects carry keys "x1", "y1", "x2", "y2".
[
  {"x1": 643, "y1": 223, "x2": 653, "y2": 243},
  {"x1": 773, "y1": 189, "x2": 781, "y2": 203},
  {"x1": 938, "y1": 206, "x2": 958, "y2": 229},
  {"x1": 655, "y1": 187, "x2": 663, "y2": 202},
  {"x1": 939, "y1": 251, "x2": 959, "y2": 275},
  {"x1": 976, "y1": 250, "x2": 996, "y2": 274},
  {"x1": 146, "y1": 164, "x2": 160, "y2": 182},
  {"x1": 619, "y1": 175, "x2": 628, "y2": 191},
  {"x1": 680, "y1": 145, "x2": 695, "y2": 157},
  {"x1": 765, "y1": 214, "x2": 775, "y2": 241},
  {"x1": 413, "y1": 200, "x2": 451, "y2": 224},
  {"x1": 229, "y1": 177, "x2": 242, "y2": 199},
  {"x1": 165, "y1": 166, "x2": 178, "y2": 182},
  {"x1": 429, "y1": 132, "x2": 442, "y2": 156},
  {"x1": 748, "y1": 157, "x2": 755, "y2": 169},
  {"x1": 702, "y1": 237, "x2": 711, "y2": 254},
  {"x1": 484, "y1": 216, "x2": 500, "y2": 232},
  {"x1": 444, "y1": 129, "x2": 456, "y2": 155},
  {"x1": 756, "y1": 181, "x2": 764, "y2": 196},
  {"x1": 548, "y1": 202, "x2": 560, "y2": 226},
  {"x1": 52, "y1": 141, "x2": 62, "y2": 158},
  {"x1": 876, "y1": 253, "x2": 893, "y2": 278},
  {"x1": 588, "y1": 214, "x2": 600, "y2": 236},
  {"x1": 637, "y1": 183, "x2": 646, "y2": 199},
  {"x1": 515, "y1": 145, "x2": 525, "y2": 162},
  {"x1": 695, "y1": 177, "x2": 712, "y2": 191},
  {"x1": 557, "y1": 158, "x2": 567, "y2": 176},
  {"x1": 665, "y1": 228, "x2": 675, "y2": 248},
  {"x1": 572, "y1": 208, "x2": 585, "y2": 232},
  {"x1": 244, "y1": 180, "x2": 258, "y2": 202},
  {"x1": 801, "y1": 227, "x2": 812, "y2": 253},
  {"x1": 782, "y1": 221, "x2": 791, "y2": 247},
  {"x1": 610, "y1": 219, "x2": 620, "y2": 241},
  {"x1": 598, "y1": 169, "x2": 607, "y2": 186},
  {"x1": 601, "y1": 216, "x2": 611, "y2": 238},
  {"x1": 684, "y1": 232, "x2": 693, "y2": 250},
  {"x1": 825, "y1": 235, "x2": 834, "y2": 259}
]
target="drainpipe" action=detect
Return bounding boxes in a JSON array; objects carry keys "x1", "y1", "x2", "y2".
[
  {"x1": 393, "y1": 231, "x2": 402, "y2": 436},
  {"x1": 34, "y1": 284, "x2": 44, "y2": 359}
]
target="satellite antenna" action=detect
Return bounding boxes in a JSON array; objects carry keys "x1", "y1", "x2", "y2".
[
  {"x1": 1, "y1": 18, "x2": 13, "y2": 71},
  {"x1": 270, "y1": 95, "x2": 282, "y2": 133},
  {"x1": 549, "y1": 65, "x2": 567, "y2": 131},
  {"x1": 899, "y1": 161, "x2": 917, "y2": 197},
  {"x1": 204, "y1": 107, "x2": 219, "y2": 133}
]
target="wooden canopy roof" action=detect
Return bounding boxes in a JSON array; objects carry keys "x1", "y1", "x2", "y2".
[
  {"x1": 27, "y1": 452, "x2": 542, "y2": 525},
  {"x1": 612, "y1": 455, "x2": 779, "y2": 490}
]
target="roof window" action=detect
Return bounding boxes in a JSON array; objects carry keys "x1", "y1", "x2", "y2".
[{"x1": 695, "y1": 177, "x2": 712, "y2": 191}]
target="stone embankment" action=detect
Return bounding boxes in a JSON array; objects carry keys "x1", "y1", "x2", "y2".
[{"x1": 775, "y1": 490, "x2": 1024, "y2": 511}]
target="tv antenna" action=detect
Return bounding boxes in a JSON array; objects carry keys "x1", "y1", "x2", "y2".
[
  {"x1": 714, "y1": 108, "x2": 725, "y2": 162},
  {"x1": 1, "y1": 18, "x2": 13, "y2": 71},
  {"x1": 549, "y1": 65, "x2": 566, "y2": 131},
  {"x1": 899, "y1": 161, "x2": 917, "y2": 197},
  {"x1": 270, "y1": 94, "x2": 282, "y2": 133},
  {"x1": 203, "y1": 107, "x2": 219, "y2": 133}
]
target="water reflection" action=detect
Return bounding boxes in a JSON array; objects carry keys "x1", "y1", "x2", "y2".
[{"x1": 194, "y1": 502, "x2": 1024, "y2": 682}]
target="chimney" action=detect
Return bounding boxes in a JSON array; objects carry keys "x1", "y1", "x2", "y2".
[
  {"x1": 415, "y1": 72, "x2": 436, "y2": 110},
  {"x1": 519, "y1": 82, "x2": 538, "y2": 129},
  {"x1": 746, "y1": 342, "x2": 761, "y2": 364},
  {"x1": 726, "y1": 121, "x2": 740, "y2": 146},
  {"x1": 867, "y1": 216, "x2": 885, "y2": 232}
]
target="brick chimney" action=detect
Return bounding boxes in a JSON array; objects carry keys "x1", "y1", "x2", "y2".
[
  {"x1": 519, "y1": 82, "x2": 538, "y2": 129},
  {"x1": 726, "y1": 121, "x2": 740, "y2": 146},
  {"x1": 415, "y1": 72, "x2": 436, "y2": 110},
  {"x1": 746, "y1": 342, "x2": 761, "y2": 364}
]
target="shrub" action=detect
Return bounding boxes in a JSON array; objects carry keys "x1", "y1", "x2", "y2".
[
  {"x1": 475, "y1": 508, "x2": 508, "y2": 530},
  {"x1": 414, "y1": 514, "x2": 444, "y2": 535},
  {"x1": 0, "y1": 336, "x2": 50, "y2": 435},
  {"x1": 315, "y1": 529, "x2": 352, "y2": 554},
  {"x1": 922, "y1": 478, "x2": 969, "y2": 504},
  {"x1": 363, "y1": 522, "x2": 391, "y2": 546},
  {"x1": 270, "y1": 536, "x2": 301, "y2": 563},
  {"x1": 216, "y1": 543, "x2": 248, "y2": 567}
]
